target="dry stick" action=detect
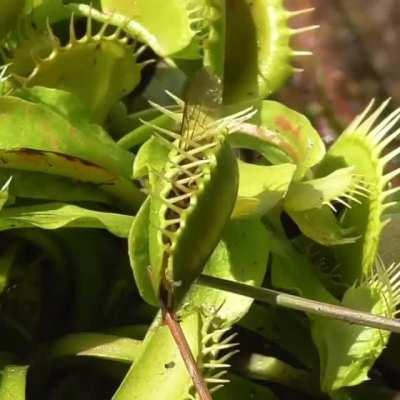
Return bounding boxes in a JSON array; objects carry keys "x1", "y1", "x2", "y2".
[
  {"x1": 161, "y1": 302, "x2": 212, "y2": 400},
  {"x1": 198, "y1": 274, "x2": 400, "y2": 334}
]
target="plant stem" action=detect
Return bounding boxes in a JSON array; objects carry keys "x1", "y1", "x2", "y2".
[
  {"x1": 197, "y1": 275, "x2": 400, "y2": 334},
  {"x1": 161, "y1": 303, "x2": 212, "y2": 400}
]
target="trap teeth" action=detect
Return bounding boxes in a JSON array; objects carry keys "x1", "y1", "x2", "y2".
[
  {"x1": 288, "y1": 7, "x2": 316, "y2": 18},
  {"x1": 292, "y1": 50, "x2": 313, "y2": 57},
  {"x1": 290, "y1": 25, "x2": 320, "y2": 36}
]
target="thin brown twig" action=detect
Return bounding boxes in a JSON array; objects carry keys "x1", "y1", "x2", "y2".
[
  {"x1": 198, "y1": 274, "x2": 400, "y2": 334},
  {"x1": 161, "y1": 302, "x2": 213, "y2": 400}
]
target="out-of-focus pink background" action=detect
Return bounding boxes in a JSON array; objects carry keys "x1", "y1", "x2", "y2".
[{"x1": 280, "y1": 0, "x2": 400, "y2": 143}]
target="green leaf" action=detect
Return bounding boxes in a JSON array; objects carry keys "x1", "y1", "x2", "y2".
[
  {"x1": 14, "y1": 87, "x2": 94, "y2": 130},
  {"x1": 0, "y1": 169, "x2": 113, "y2": 206},
  {"x1": 0, "y1": 96, "x2": 133, "y2": 170},
  {"x1": 0, "y1": 94, "x2": 143, "y2": 210},
  {"x1": 128, "y1": 197, "x2": 158, "y2": 306},
  {"x1": 132, "y1": 140, "x2": 153, "y2": 179},
  {"x1": 0, "y1": 203, "x2": 134, "y2": 238},
  {"x1": 128, "y1": 140, "x2": 171, "y2": 306},
  {"x1": 124, "y1": 218, "x2": 269, "y2": 399},
  {"x1": 0, "y1": 365, "x2": 28, "y2": 400},
  {"x1": 232, "y1": 161, "x2": 295, "y2": 219},
  {"x1": 1, "y1": 90, "x2": 133, "y2": 172},
  {"x1": 14, "y1": 87, "x2": 127, "y2": 155},
  {"x1": 48, "y1": 333, "x2": 142, "y2": 364},
  {"x1": 112, "y1": 312, "x2": 200, "y2": 400}
]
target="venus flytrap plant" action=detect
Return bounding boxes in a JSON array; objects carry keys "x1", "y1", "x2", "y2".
[
  {"x1": 126, "y1": 73, "x2": 400, "y2": 398},
  {"x1": 123, "y1": 215, "x2": 270, "y2": 400},
  {"x1": 312, "y1": 261, "x2": 400, "y2": 394},
  {"x1": 112, "y1": 310, "x2": 236, "y2": 400},
  {"x1": 318, "y1": 100, "x2": 400, "y2": 284},
  {"x1": 3, "y1": 13, "x2": 144, "y2": 123},
  {"x1": 69, "y1": 1, "x2": 317, "y2": 122},
  {"x1": 39, "y1": 325, "x2": 277, "y2": 400},
  {"x1": 126, "y1": 69, "x2": 263, "y2": 399},
  {"x1": 46, "y1": 331, "x2": 143, "y2": 363},
  {"x1": 193, "y1": 83, "x2": 400, "y2": 397},
  {"x1": 1, "y1": 1, "x2": 400, "y2": 399},
  {"x1": 299, "y1": 103, "x2": 400, "y2": 395},
  {"x1": 99, "y1": 0, "x2": 202, "y2": 58},
  {"x1": 224, "y1": 0, "x2": 318, "y2": 103},
  {"x1": 131, "y1": 68, "x2": 256, "y2": 308},
  {"x1": 244, "y1": 101, "x2": 400, "y2": 396},
  {"x1": 270, "y1": 247, "x2": 400, "y2": 396},
  {"x1": 70, "y1": 0, "x2": 223, "y2": 79}
]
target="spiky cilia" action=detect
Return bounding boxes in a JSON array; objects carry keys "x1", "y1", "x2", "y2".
[
  {"x1": 144, "y1": 69, "x2": 255, "y2": 307},
  {"x1": 318, "y1": 100, "x2": 400, "y2": 285},
  {"x1": 2, "y1": 12, "x2": 144, "y2": 122}
]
